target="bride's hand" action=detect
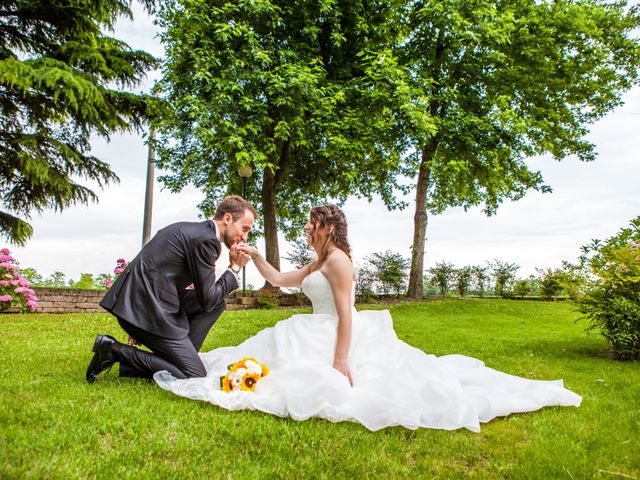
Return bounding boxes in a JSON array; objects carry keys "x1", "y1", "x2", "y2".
[
  {"x1": 333, "y1": 358, "x2": 353, "y2": 387},
  {"x1": 236, "y1": 243, "x2": 259, "y2": 259}
]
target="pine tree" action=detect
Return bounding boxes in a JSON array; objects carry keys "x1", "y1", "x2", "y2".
[{"x1": 0, "y1": 0, "x2": 159, "y2": 244}]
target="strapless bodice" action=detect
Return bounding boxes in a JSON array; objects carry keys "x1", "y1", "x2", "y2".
[{"x1": 300, "y1": 270, "x2": 355, "y2": 316}]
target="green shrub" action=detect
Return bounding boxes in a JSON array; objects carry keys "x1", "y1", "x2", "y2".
[
  {"x1": 577, "y1": 217, "x2": 640, "y2": 360},
  {"x1": 538, "y1": 268, "x2": 564, "y2": 300},
  {"x1": 255, "y1": 296, "x2": 276, "y2": 309},
  {"x1": 514, "y1": 279, "x2": 533, "y2": 298},
  {"x1": 489, "y1": 260, "x2": 519, "y2": 298}
]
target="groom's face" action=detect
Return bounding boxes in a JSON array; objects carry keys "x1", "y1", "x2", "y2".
[{"x1": 222, "y1": 210, "x2": 254, "y2": 248}]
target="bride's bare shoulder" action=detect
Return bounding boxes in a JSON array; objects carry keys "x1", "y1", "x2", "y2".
[{"x1": 322, "y1": 250, "x2": 354, "y2": 279}]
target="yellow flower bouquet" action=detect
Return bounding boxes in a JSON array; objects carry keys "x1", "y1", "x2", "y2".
[{"x1": 220, "y1": 357, "x2": 269, "y2": 393}]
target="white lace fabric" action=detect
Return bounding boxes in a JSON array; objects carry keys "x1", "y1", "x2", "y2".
[{"x1": 154, "y1": 270, "x2": 581, "y2": 431}]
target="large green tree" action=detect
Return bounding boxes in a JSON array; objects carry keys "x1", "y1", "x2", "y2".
[
  {"x1": 155, "y1": 0, "x2": 427, "y2": 286},
  {"x1": 0, "y1": 0, "x2": 158, "y2": 245},
  {"x1": 402, "y1": 0, "x2": 640, "y2": 298}
]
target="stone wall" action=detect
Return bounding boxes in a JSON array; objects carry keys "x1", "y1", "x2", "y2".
[
  {"x1": 31, "y1": 287, "x2": 105, "y2": 314},
  {"x1": 2, "y1": 288, "x2": 308, "y2": 314}
]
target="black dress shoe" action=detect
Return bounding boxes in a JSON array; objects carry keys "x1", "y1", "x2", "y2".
[{"x1": 86, "y1": 334, "x2": 118, "y2": 383}]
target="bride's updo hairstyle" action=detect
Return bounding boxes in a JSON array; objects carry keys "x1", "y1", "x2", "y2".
[{"x1": 308, "y1": 204, "x2": 352, "y2": 270}]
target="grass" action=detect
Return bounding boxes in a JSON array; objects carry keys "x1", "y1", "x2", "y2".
[{"x1": 1, "y1": 299, "x2": 638, "y2": 479}]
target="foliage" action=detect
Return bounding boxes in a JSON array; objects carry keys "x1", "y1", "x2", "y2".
[
  {"x1": 68, "y1": 273, "x2": 98, "y2": 290},
  {"x1": 489, "y1": 260, "x2": 519, "y2": 299},
  {"x1": 577, "y1": 217, "x2": 640, "y2": 360},
  {"x1": 558, "y1": 261, "x2": 589, "y2": 301},
  {"x1": 454, "y1": 266, "x2": 473, "y2": 297},
  {"x1": 0, "y1": 248, "x2": 37, "y2": 312},
  {"x1": 428, "y1": 261, "x2": 455, "y2": 298},
  {"x1": 42, "y1": 271, "x2": 68, "y2": 288},
  {"x1": 365, "y1": 251, "x2": 410, "y2": 296},
  {"x1": 355, "y1": 263, "x2": 377, "y2": 301},
  {"x1": 472, "y1": 265, "x2": 489, "y2": 298},
  {"x1": 283, "y1": 238, "x2": 315, "y2": 270},
  {"x1": 18, "y1": 267, "x2": 43, "y2": 286},
  {"x1": 403, "y1": 0, "x2": 640, "y2": 297},
  {"x1": 513, "y1": 279, "x2": 533, "y2": 299},
  {"x1": 421, "y1": 276, "x2": 438, "y2": 297},
  {"x1": 154, "y1": 0, "x2": 425, "y2": 276},
  {"x1": 0, "y1": 0, "x2": 160, "y2": 245},
  {"x1": 537, "y1": 268, "x2": 565, "y2": 300},
  {"x1": 255, "y1": 296, "x2": 277, "y2": 310}
]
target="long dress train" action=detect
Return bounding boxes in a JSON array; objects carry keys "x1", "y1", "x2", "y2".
[{"x1": 154, "y1": 270, "x2": 581, "y2": 432}]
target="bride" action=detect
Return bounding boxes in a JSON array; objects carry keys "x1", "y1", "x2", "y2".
[{"x1": 154, "y1": 205, "x2": 581, "y2": 432}]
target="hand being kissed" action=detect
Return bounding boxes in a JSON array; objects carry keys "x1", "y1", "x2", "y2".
[{"x1": 229, "y1": 243, "x2": 251, "y2": 268}]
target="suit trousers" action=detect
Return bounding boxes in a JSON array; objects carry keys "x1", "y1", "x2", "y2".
[{"x1": 115, "y1": 292, "x2": 226, "y2": 380}]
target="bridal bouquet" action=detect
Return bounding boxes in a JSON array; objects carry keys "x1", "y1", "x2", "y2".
[{"x1": 220, "y1": 357, "x2": 269, "y2": 393}]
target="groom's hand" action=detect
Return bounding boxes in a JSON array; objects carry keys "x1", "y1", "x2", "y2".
[{"x1": 229, "y1": 244, "x2": 251, "y2": 268}]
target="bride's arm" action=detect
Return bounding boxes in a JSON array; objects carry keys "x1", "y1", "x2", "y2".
[
  {"x1": 323, "y1": 253, "x2": 354, "y2": 386},
  {"x1": 236, "y1": 243, "x2": 313, "y2": 288}
]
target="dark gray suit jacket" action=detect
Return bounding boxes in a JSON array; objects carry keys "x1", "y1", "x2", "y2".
[{"x1": 100, "y1": 220, "x2": 238, "y2": 339}]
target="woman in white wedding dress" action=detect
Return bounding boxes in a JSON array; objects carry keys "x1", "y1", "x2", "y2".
[{"x1": 154, "y1": 205, "x2": 581, "y2": 432}]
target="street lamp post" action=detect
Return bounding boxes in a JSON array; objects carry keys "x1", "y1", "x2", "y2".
[
  {"x1": 237, "y1": 164, "x2": 253, "y2": 294},
  {"x1": 142, "y1": 128, "x2": 156, "y2": 247}
]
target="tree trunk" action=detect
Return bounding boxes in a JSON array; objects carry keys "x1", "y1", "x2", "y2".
[
  {"x1": 407, "y1": 148, "x2": 433, "y2": 299},
  {"x1": 260, "y1": 167, "x2": 280, "y2": 290},
  {"x1": 259, "y1": 138, "x2": 292, "y2": 291}
]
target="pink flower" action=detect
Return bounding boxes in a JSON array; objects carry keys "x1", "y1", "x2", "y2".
[
  {"x1": 114, "y1": 267, "x2": 124, "y2": 274},
  {"x1": 14, "y1": 287, "x2": 26, "y2": 293},
  {"x1": 0, "y1": 248, "x2": 10, "y2": 255},
  {"x1": 19, "y1": 279, "x2": 31, "y2": 287},
  {"x1": 104, "y1": 278, "x2": 113, "y2": 288},
  {"x1": 0, "y1": 280, "x2": 8, "y2": 287},
  {"x1": 117, "y1": 258, "x2": 126, "y2": 265},
  {"x1": 0, "y1": 295, "x2": 12, "y2": 302}
]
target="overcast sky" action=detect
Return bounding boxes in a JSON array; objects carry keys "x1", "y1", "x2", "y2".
[{"x1": 9, "y1": 5, "x2": 640, "y2": 287}]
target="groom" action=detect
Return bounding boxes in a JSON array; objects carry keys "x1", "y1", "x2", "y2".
[{"x1": 86, "y1": 195, "x2": 256, "y2": 383}]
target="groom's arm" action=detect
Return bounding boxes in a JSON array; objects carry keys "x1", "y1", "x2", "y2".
[{"x1": 186, "y1": 236, "x2": 238, "y2": 312}]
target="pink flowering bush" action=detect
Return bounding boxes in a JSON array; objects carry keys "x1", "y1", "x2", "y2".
[
  {"x1": 104, "y1": 258, "x2": 127, "y2": 289},
  {"x1": 0, "y1": 248, "x2": 38, "y2": 312}
]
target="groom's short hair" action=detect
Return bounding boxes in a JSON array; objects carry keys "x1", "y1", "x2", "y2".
[{"x1": 214, "y1": 195, "x2": 258, "y2": 221}]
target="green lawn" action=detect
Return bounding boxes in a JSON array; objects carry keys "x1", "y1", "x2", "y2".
[{"x1": 1, "y1": 300, "x2": 638, "y2": 479}]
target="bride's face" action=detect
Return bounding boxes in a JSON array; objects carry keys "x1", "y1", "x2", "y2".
[
  {"x1": 303, "y1": 218, "x2": 323, "y2": 248},
  {"x1": 304, "y1": 217, "x2": 332, "y2": 249},
  {"x1": 303, "y1": 218, "x2": 316, "y2": 246}
]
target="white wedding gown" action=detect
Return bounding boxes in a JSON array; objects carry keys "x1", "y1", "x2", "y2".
[{"x1": 154, "y1": 270, "x2": 581, "y2": 432}]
